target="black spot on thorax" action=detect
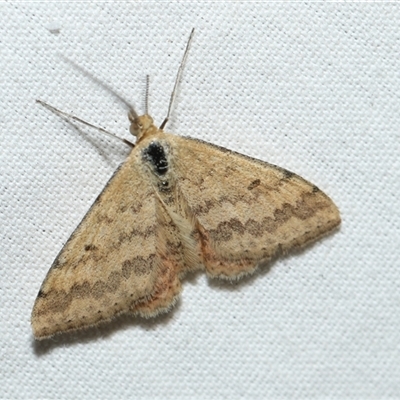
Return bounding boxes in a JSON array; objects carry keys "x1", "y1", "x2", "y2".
[
  {"x1": 142, "y1": 142, "x2": 168, "y2": 175},
  {"x1": 158, "y1": 180, "x2": 171, "y2": 193}
]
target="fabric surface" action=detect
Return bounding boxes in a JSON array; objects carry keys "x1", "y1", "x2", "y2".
[{"x1": 1, "y1": 3, "x2": 399, "y2": 399}]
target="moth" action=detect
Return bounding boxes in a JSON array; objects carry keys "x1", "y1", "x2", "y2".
[{"x1": 32, "y1": 30, "x2": 340, "y2": 340}]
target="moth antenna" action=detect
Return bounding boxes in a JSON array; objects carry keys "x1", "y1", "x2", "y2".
[
  {"x1": 60, "y1": 55, "x2": 138, "y2": 119},
  {"x1": 36, "y1": 99, "x2": 135, "y2": 147},
  {"x1": 160, "y1": 28, "x2": 195, "y2": 130},
  {"x1": 145, "y1": 74, "x2": 150, "y2": 115}
]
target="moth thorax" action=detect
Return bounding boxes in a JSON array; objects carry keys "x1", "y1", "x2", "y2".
[{"x1": 129, "y1": 113, "x2": 157, "y2": 141}]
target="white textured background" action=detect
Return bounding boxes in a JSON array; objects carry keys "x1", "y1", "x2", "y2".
[{"x1": 1, "y1": 3, "x2": 399, "y2": 399}]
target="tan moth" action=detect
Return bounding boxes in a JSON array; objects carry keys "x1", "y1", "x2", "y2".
[{"x1": 32, "y1": 30, "x2": 340, "y2": 340}]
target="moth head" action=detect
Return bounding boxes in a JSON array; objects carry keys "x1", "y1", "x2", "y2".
[{"x1": 129, "y1": 113, "x2": 157, "y2": 141}]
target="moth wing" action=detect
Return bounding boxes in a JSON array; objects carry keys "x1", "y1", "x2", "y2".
[
  {"x1": 171, "y1": 136, "x2": 341, "y2": 279},
  {"x1": 32, "y1": 149, "x2": 183, "y2": 340}
]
